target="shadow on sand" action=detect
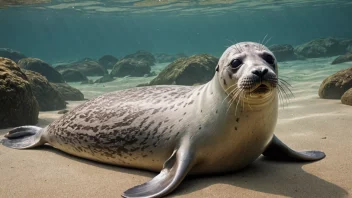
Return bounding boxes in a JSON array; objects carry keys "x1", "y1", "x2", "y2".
[{"x1": 35, "y1": 145, "x2": 348, "y2": 198}]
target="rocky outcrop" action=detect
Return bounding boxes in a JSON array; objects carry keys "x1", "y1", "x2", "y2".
[
  {"x1": 50, "y1": 83, "x2": 84, "y2": 101},
  {"x1": 146, "y1": 54, "x2": 218, "y2": 86},
  {"x1": 18, "y1": 58, "x2": 64, "y2": 83},
  {"x1": 94, "y1": 75, "x2": 115, "y2": 83},
  {"x1": 61, "y1": 69, "x2": 88, "y2": 82},
  {"x1": 111, "y1": 58, "x2": 151, "y2": 77},
  {"x1": 318, "y1": 67, "x2": 352, "y2": 99},
  {"x1": 154, "y1": 53, "x2": 187, "y2": 63},
  {"x1": 0, "y1": 58, "x2": 39, "y2": 128},
  {"x1": 331, "y1": 53, "x2": 352, "y2": 65},
  {"x1": 23, "y1": 70, "x2": 66, "y2": 111},
  {"x1": 341, "y1": 88, "x2": 352, "y2": 106},
  {"x1": 295, "y1": 37, "x2": 351, "y2": 58},
  {"x1": 124, "y1": 50, "x2": 156, "y2": 66},
  {"x1": 55, "y1": 58, "x2": 108, "y2": 76},
  {"x1": 98, "y1": 55, "x2": 118, "y2": 70},
  {"x1": 0, "y1": 48, "x2": 26, "y2": 63},
  {"x1": 269, "y1": 44, "x2": 303, "y2": 62}
]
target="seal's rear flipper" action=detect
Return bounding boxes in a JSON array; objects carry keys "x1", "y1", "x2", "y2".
[
  {"x1": 1, "y1": 126, "x2": 46, "y2": 149},
  {"x1": 123, "y1": 148, "x2": 194, "y2": 198},
  {"x1": 262, "y1": 135, "x2": 326, "y2": 161}
]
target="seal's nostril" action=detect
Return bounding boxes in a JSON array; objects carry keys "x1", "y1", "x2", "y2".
[
  {"x1": 252, "y1": 70, "x2": 261, "y2": 76},
  {"x1": 262, "y1": 68, "x2": 268, "y2": 75}
]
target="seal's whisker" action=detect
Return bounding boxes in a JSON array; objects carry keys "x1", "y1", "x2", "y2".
[
  {"x1": 264, "y1": 37, "x2": 272, "y2": 47},
  {"x1": 278, "y1": 80, "x2": 294, "y2": 99},
  {"x1": 278, "y1": 84, "x2": 291, "y2": 106},
  {"x1": 260, "y1": 34, "x2": 268, "y2": 50}
]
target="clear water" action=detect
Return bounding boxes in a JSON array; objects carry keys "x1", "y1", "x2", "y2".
[{"x1": 1, "y1": 0, "x2": 352, "y2": 62}]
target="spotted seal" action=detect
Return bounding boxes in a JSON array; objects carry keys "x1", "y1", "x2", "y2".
[{"x1": 1, "y1": 42, "x2": 325, "y2": 198}]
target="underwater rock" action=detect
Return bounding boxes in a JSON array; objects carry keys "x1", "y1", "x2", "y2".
[
  {"x1": 331, "y1": 53, "x2": 352, "y2": 65},
  {"x1": 55, "y1": 58, "x2": 108, "y2": 76},
  {"x1": 341, "y1": 88, "x2": 352, "y2": 106},
  {"x1": 94, "y1": 75, "x2": 115, "y2": 83},
  {"x1": 0, "y1": 48, "x2": 26, "y2": 63},
  {"x1": 61, "y1": 69, "x2": 88, "y2": 82},
  {"x1": 50, "y1": 83, "x2": 84, "y2": 101},
  {"x1": 23, "y1": 70, "x2": 66, "y2": 111},
  {"x1": 146, "y1": 54, "x2": 218, "y2": 86},
  {"x1": 58, "y1": 109, "x2": 69, "y2": 114},
  {"x1": 154, "y1": 53, "x2": 187, "y2": 63},
  {"x1": 110, "y1": 58, "x2": 151, "y2": 77},
  {"x1": 318, "y1": 67, "x2": 352, "y2": 99},
  {"x1": 18, "y1": 58, "x2": 64, "y2": 83},
  {"x1": 294, "y1": 37, "x2": 348, "y2": 58},
  {"x1": 269, "y1": 44, "x2": 303, "y2": 62},
  {"x1": 124, "y1": 50, "x2": 156, "y2": 66},
  {"x1": 98, "y1": 55, "x2": 119, "y2": 70},
  {"x1": 0, "y1": 58, "x2": 39, "y2": 128},
  {"x1": 80, "y1": 79, "x2": 94, "y2": 85}
]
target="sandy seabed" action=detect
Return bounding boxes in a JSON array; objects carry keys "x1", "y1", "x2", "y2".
[{"x1": 0, "y1": 58, "x2": 351, "y2": 198}]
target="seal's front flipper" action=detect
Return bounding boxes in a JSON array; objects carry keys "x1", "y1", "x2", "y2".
[
  {"x1": 262, "y1": 135, "x2": 325, "y2": 161},
  {"x1": 123, "y1": 148, "x2": 194, "y2": 198},
  {"x1": 1, "y1": 126, "x2": 46, "y2": 149}
]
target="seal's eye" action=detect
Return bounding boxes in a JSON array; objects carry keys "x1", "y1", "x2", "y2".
[
  {"x1": 230, "y1": 59, "x2": 242, "y2": 70},
  {"x1": 262, "y1": 53, "x2": 275, "y2": 66}
]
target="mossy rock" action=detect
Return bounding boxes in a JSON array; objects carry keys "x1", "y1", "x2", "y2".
[
  {"x1": 124, "y1": 50, "x2": 156, "y2": 66},
  {"x1": 295, "y1": 37, "x2": 347, "y2": 58},
  {"x1": 98, "y1": 55, "x2": 118, "y2": 70},
  {"x1": 55, "y1": 58, "x2": 108, "y2": 76},
  {"x1": 331, "y1": 53, "x2": 352, "y2": 65},
  {"x1": 318, "y1": 67, "x2": 352, "y2": 99},
  {"x1": 18, "y1": 58, "x2": 64, "y2": 83},
  {"x1": 0, "y1": 48, "x2": 26, "y2": 63},
  {"x1": 147, "y1": 54, "x2": 218, "y2": 86},
  {"x1": 61, "y1": 69, "x2": 88, "y2": 82},
  {"x1": 0, "y1": 57, "x2": 39, "y2": 128},
  {"x1": 111, "y1": 58, "x2": 151, "y2": 77},
  {"x1": 341, "y1": 88, "x2": 352, "y2": 106},
  {"x1": 24, "y1": 70, "x2": 66, "y2": 111},
  {"x1": 50, "y1": 83, "x2": 84, "y2": 101}
]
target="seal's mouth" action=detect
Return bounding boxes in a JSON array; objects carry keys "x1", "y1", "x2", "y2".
[{"x1": 252, "y1": 84, "x2": 270, "y2": 94}]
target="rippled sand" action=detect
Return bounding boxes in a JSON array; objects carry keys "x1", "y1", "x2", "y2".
[{"x1": 0, "y1": 57, "x2": 351, "y2": 197}]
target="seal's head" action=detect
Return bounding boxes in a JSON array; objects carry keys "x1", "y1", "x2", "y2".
[{"x1": 216, "y1": 42, "x2": 278, "y2": 104}]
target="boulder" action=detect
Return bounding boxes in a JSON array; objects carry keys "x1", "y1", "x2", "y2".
[
  {"x1": 94, "y1": 75, "x2": 115, "y2": 83},
  {"x1": 98, "y1": 55, "x2": 118, "y2": 70},
  {"x1": 124, "y1": 50, "x2": 156, "y2": 66},
  {"x1": 111, "y1": 58, "x2": 151, "y2": 77},
  {"x1": 55, "y1": 58, "x2": 108, "y2": 76},
  {"x1": 331, "y1": 53, "x2": 352, "y2": 65},
  {"x1": 50, "y1": 83, "x2": 84, "y2": 101},
  {"x1": 295, "y1": 37, "x2": 348, "y2": 58},
  {"x1": 61, "y1": 69, "x2": 88, "y2": 82},
  {"x1": 147, "y1": 54, "x2": 218, "y2": 86},
  {"x1": 0, "y1": 48, "x2": 26, "y2": 63},
  {"x1": 0, "y1": 57, "x2": 39, "y2": 128},
  {"x1": 154, "y1": 53, "x2": 187, "y2": 63},
  {"x1": 318, "y1": 67, "x2": 352, "y2": 99},
  {"x1": 18, "y1": 58, "x2": 64, "y2": 83},
  {"x1": 269, "y1": 44, "x2": 303, "y2": 62},
  {"x1": 23, "y1": 70, "x2": 66, "y2": 111},
  {"x1": 341, "y1": 88, "x2": 352, "y2": 106}
]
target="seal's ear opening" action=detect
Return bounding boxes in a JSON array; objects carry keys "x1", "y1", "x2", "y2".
[{"x1": 215, "y1": 65, "x2": 219, "y2": 72}]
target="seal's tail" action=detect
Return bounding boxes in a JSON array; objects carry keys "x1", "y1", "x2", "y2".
[{"x1": 1, "y1": 126, "x2": 46, "y2": 149}]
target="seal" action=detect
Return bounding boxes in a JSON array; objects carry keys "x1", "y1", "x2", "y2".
[{"x1": 1, "y1": 42, "x2": 325, "y2": 198}]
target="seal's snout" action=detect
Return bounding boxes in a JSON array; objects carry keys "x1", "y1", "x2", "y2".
[{"x1": 251, "y1": 68, "x2": 268, "y2": 78}]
